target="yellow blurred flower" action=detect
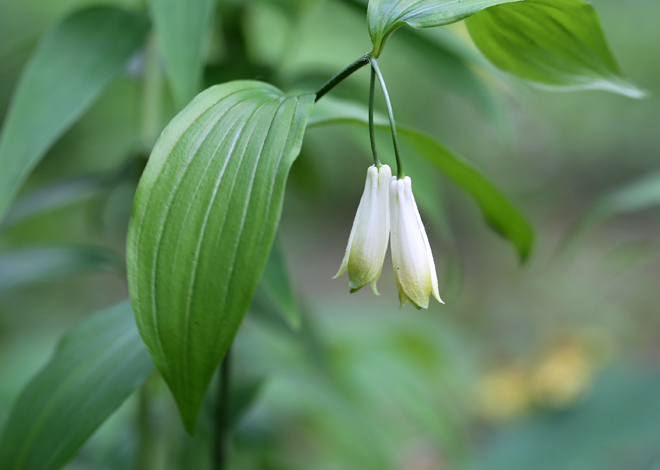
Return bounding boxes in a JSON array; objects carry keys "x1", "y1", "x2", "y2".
[
  {"x1": 480, "y1": 366, "x2": 531, "y2": 421},
  {"x1": 530, "y1": 338, "x2": 593, "y2": 408}
]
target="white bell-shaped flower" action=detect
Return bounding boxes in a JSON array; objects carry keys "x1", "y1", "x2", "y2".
[
  {"x1": 390, "y1": 176, "x2": 443, "y2": 309},
  {"x1": 335, "y1": 164, "x2": 392, "y2": 294}
]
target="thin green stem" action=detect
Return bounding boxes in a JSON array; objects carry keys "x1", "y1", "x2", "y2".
[
  {"x1": 135, "y1": 382, "x2": 154, "y2": 470},
  {"x1": 213, "y1": 348, "x2": 232, "y2": 470},
  {"x1": 315, "y1": 55, "x2": 370, "y2": 102},
  {"x1": 368, "y1": 66, "x2": 381, "y2": 167},
  {"x1": 369, "y1": 58, "x2": 404, "y2": 179}
]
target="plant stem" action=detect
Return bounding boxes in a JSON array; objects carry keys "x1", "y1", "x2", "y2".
[
  {"x1": 369, "y1": 58, "x2": 404, "y2": 178},
  {"x1": 213, "y1": 348, "x2": 232, "y2": 470},
  {"x1": 315, "y1": 55, "x2": 370, "y2": 102},
  {"x1": 368, "y1": 66, "x2": 381, "y2": 167},
  {"x1": 136, "y1": 381, "x2": 154, "y2": 470}
]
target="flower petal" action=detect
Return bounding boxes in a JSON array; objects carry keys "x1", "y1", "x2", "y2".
[
  {"x1": 336, "y1": 165, "x2": 391, "y2": 294},
  {"x1": 390, "y1": 176, "x2": 442, "y2": 309},
  {"x1": 410, "y1": 180, "x2": 444, "y2": 304}
]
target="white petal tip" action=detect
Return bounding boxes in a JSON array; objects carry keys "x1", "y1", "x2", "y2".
[{"x1": 369, "y1": 281, "x2": 380, "y2": 296}]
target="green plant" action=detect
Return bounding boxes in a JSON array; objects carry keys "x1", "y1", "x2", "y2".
[{"x1": 0, "y1": 0, "x2": 646, "y2": 469}]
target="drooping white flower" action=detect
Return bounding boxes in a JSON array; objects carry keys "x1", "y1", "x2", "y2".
[
  {"x1": 335, "y1": 164, "x2": 392, "y2": 294},
  {"x1": 389, "y1": 176, "x2": 443, "y2": 309}
]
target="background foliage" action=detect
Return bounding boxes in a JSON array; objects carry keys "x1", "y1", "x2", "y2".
[{"x1": 0, "y1": 0, "x2": 659, "y2": 469}]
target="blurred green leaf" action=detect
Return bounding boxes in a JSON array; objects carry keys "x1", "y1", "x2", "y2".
[
  {"x1": 127, "y1": 81, "x2": 314, "y2": 434},
  {"x1": 254, "y1": 0, "x2": 316, "y2": 19},
  {"x1": 0, "y1": 301, "x2": 154, "y2": 470},
  {"x1": 0, "y1": 6, "x2": 149, "y2": 223},
  {"x1": 149, "y1": 0, "x2": 215, "y2": 109},
  {"x1": 565, "y1": 172, "x2": 660, "y2": 245},
  {"x1": 0, "y1": 246, "x2": 124, "y2": 291},
  {"x1": 228, "y1": 375, "x2": 266, "y2": 429},
  {"x1": 367, "y1": 0, "x2": 521, "y2": 57},
  {"x1": 233, "y1": 318, "x2": 393, "y2": 470},
  {"x1": 399, "y1": 28, "x2": 508, "y2": 130},
  {"x1": 308, "y1": 97, "x2": 533, "y2": 261},
  {"x1": 466, "y1": 0, "x2": 645, "y2": 98},
  {"x1": 1, "y1": 174, "x2": 108, "y2": 231},
  {"x1": 259, "y1": 236, "x2": 302, "y2": 330}
]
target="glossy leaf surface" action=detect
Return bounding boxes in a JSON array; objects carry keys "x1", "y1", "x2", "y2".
[
  {"x1": 0, "y1": 7, "x2": 149, "y2": 223},
  {"x1": 149, "y1": 0, "x2": 215, "y2": 108},
  {"x1": 0, "y1": 301, "x2": 154, "y2": 470},
  {"x1": 308, "y1": 98, "x2": 533, "y2": 261},
  {"x1": 466, "y1": 0, "x2": 645, "y2": 97},
  {"x1": 127, "y1": 81, "x2": 315, "y2": 433},
  {"x1": 367, "y1": 0, "x2": 521, "y2": 57}
]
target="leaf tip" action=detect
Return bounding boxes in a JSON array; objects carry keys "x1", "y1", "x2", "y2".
[{"x1": 174, "y1": 395, "x2": 202, "y2": 436}]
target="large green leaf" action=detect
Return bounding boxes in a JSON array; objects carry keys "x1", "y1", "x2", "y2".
[
  {"x1": 466, "y1": 0, "x2": 644, "y2": 98},
  {"x1": 308, "y1": 97, "x2": 533, "y2": 261},
  {"x1": 0, "y1": 6, "x2": 149, "y2": 223},
  {"x1": 149, "y1": 0, "x2": 215, "y2": 109},
  {"x1": 367, "y1": 0, "x2": 521, "y2": 57},
  {"x1": 0, "y1": 246, "x2": 124, "y2": 291},
  {"x1": 0, "y1": 301, "x2": 154, "y2": 470},
  {"x1": 127, "y1": 81, "x2": 315, "y2": 433}
]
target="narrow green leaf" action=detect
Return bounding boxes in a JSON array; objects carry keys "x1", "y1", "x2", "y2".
[
  {"x1": 0, "y1": 301, "x2": 154, "y2": 470},
  {"x1": 127, "y1": 81, "x2": 315, "y2": 433},
  {"x1": 466, "y1": 0, "x2": 645, "y2": 98},
  {"x1": 1, "y1": 174, "x2": 108, "y2": 231},
  {"x1": 260, "y1": 236, "x2": 303, "y2": 330},
  {"x1": 407, "y1": 129, "x2": 533, "y2": 261},
  {"x1": 367, "y1": 0, "x2": 521, "y2": 57},
  {"x1": 0, "y1": 246, "x2": 125, "y2": 291},
  {"x1": 308, "y1": 97, "x2": 533, "y2": 261},
  {"x1": 0, "y1": 6, "x2": 149, "y2": 223},
  {"x1": 149, "y1": 0, "x2": 216, "y2": 109}
]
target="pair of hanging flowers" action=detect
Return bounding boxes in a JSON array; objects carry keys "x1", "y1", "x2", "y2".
[
  {"x1": 335, "y1": 164, "x2": 443, "y2": 309},
  {"x1": 334, "y1": 57, "x2": 443, "y2": 309}
]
